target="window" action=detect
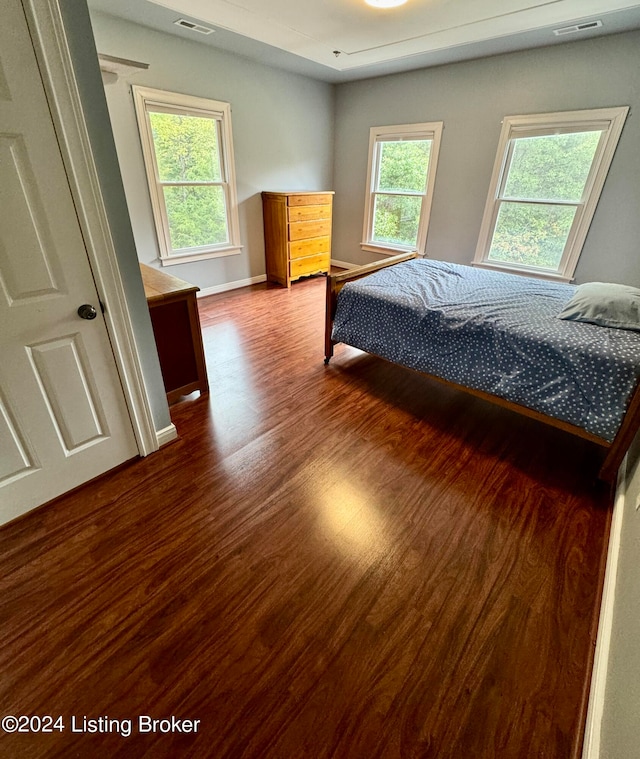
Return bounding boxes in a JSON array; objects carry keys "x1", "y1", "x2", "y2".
[
  {"x1": 362, "y1": 122, "x2": 443, "y2": 255},
  {"x1": 474, "y1": 107, "x2": 628, "y2": 281},
  {"x1": 132, "y1": 86, "x2": 241, "y2": 265}
]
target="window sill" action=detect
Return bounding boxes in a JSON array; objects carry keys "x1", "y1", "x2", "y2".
[
  {"x1": 159, "y1": 246, "x2": 243, "y2": 267},
  {"x1": 361, "y1": 242, "x2": 419, "y2": 257},
  {"x1": 471, "y1": 260, "x2": 573, "y2": 283}
]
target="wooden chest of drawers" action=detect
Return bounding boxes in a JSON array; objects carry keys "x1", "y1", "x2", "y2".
[{"x1": 262, "y1": 191, "x2": 334, "y2": 288}]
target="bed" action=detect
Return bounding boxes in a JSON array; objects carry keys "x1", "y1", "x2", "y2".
[{"x1": 324, "y1": 253, "x2": 640, "y2": 483}]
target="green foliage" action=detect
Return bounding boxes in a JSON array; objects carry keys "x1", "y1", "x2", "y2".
[
  {"x1": 373, "y1": 195, "x2": 422, "y2": 247},
  {"x1": 489, "y1": 203, "x2": 576, "y2": 269},
  {"x1": 164, "y1": 186, "x2": 228, "y2": 249},
  {"x1": 378, "y1": 140, "x2": 430, "y2": 193},
  {"x1": 489, "y1": 130, "x2": 602, "y2": 269},
  {"x1": 150, "y1": 112, "x2": 221, "y2": 182},
  {"x1": 503, "y1": 131, "x2": 600, "y2": 202},
  {"x1": 149, "y1": 111, "x2": 228, "y2": 250},
  {"x1": 372, "y1": 139, "x2": 431, "y2": 247}
]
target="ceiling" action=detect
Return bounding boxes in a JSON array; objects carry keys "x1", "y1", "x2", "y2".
[{"x1": 87, "y1": 0, "x2": 640, "y2": 82}]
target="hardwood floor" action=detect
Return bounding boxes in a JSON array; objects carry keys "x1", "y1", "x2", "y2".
[{"x1": 0, "y1": 275, "x2": 611, "y2": 758}]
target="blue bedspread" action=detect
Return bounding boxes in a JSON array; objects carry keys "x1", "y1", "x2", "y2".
[{"x1": 331, "y1": 259, "x2": 640, "y2": 441}]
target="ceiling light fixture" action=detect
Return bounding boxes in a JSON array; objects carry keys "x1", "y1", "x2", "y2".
[{"x1": 365, "y1": 0, "x2": 409, "y2": 8}]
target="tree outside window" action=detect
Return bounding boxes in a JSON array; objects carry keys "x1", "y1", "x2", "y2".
[
  {"x1": 133, "y1": 87, "x2": 241, "y2": 265},
  {"x1": 475, "y1": 107, "x2": 628, "y2": 281},
  {"x1": 362, "y1": 123, "x2": 443, "y2": 255}
]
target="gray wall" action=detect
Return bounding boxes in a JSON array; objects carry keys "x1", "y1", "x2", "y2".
[
  {"x1": 332, "y1": 31, "x2": 640, "y2": 286},
  {"x1": 59, "y1": 1, "x2": 170, "y2": 431},
  {"x1": 88, "y1": 11, "x2": 335, "y2": 291}
]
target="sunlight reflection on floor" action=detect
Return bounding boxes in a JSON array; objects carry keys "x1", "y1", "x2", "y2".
[{"x1": 315, "y1": 470, "x2": 391, "y2": 562}]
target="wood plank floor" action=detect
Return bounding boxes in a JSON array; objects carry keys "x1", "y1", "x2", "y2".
[{"x1": 0, "y1": 275, "x2": 611, "y2": 759}]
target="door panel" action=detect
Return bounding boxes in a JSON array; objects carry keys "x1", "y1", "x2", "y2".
[
  {"x1": 0, "y1": 135, "x2": 63, "y2": 302},
  {"x1": 27, "y1": 335, "x2": 108, "y2": 452},
  {"x1": 0, "y1": 0, "x2": 138, "y2": 523},
  {"x1": 0, "y1": 390, "x2": 38, "y2": 486}
]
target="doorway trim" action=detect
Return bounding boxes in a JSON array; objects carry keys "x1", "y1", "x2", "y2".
[{"x1": 23, "y1": 0, "x2": 162, "y2": 456}]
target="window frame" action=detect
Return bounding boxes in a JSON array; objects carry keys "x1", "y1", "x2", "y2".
[
  {"x1": 132, "y1": 85, "x2": 242, "y2": 266},
  {"x1": 361, "y1": 122, "x2": 443, "y2": 256},
  {"x1": 473, "y1": 107, "x2": 628, "y2": 282}
]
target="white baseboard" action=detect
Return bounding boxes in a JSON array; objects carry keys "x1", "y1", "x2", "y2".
[
  {"x1": 196, "y1": 267, "x2": 361, "y2": 295},
  {"x1": 197, "y1": 274, "x2": 267, "y2": 298},
  {"x1": 331, "y1": 258, "x2": 359, "y2": 270},
  {"x1": 156, "y1": 423, "x2": 178, "y2": 447},
  {"x1": 581, "y1": 461, "x2": 627, "y2": 759}
]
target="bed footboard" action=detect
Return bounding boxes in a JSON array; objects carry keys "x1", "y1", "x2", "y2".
[{"x1": 324, "y1": 251, "x2": 418, "y2": 363}]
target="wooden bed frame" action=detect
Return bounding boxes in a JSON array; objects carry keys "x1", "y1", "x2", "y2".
[{"x1": 324, "y1": 252, "x2": 640, "y2": 483}]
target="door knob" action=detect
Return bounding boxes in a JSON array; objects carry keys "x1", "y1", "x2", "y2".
[{"x1": 77, "y1": 304, "x2": 97, "y2": 320}]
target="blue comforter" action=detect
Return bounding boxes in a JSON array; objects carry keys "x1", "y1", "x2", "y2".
[{"x1": 331, "y1": 259, "x2": 640, "y2": 441}]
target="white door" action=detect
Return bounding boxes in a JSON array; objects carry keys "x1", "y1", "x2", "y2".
[{"x1": 0, "y1": 0, "x2": 139, "y2": 524}]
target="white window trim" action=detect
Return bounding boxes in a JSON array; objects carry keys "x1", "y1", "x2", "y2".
[
  {"x1": 132, "y1": 86, "x2": 242, "y2": 266},
  {"x1": 473, "y1": 107, "x2": 628, "y2": 282},
  {"x1": 361, "y1": 122, "x2": 443, "y2": 256}
]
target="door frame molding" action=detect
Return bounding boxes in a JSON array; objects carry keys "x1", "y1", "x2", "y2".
[{"x1": 22, "y1": 0, "x2": 160, "y2": 456}]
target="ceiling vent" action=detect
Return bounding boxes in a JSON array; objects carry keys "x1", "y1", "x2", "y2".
[
  {"x1": 174, "y1": 18, "x2": 215, "y2": 35},
  {"x1": 553, "y1": 20, "x2": 602, "y2": 36}
]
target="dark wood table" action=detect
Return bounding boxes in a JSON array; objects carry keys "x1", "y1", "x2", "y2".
[{"x1": 140, "y1": 263, "x2": 209, "y2": 404}]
